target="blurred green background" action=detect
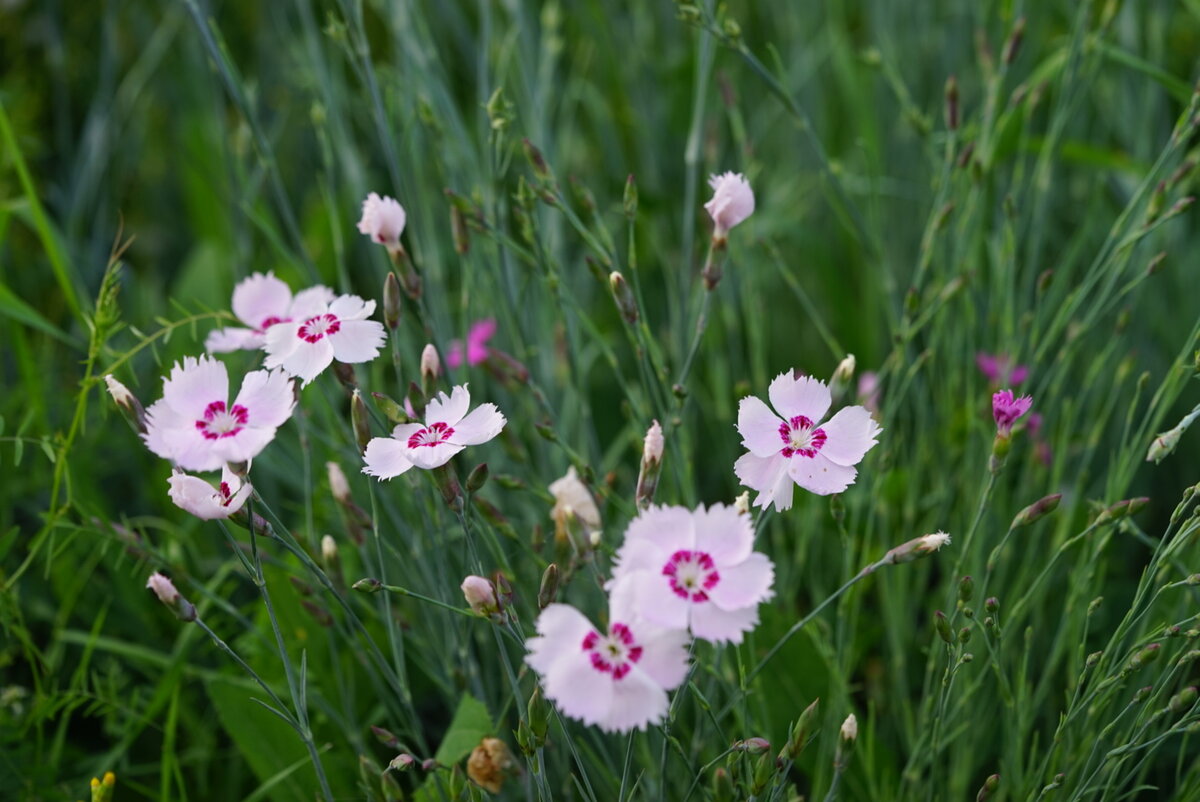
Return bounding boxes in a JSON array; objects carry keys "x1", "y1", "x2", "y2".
[{"x1": 4, "y1": 0, "x2": 1200, "y2": 800}]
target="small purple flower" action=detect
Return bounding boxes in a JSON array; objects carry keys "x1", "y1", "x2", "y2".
[
  {"x1": 976, "y1": 352, "x2": 1028, "y2": 386},
  {"x1": 993, "y1": 390, "x2": 1033, "y2": 435}
]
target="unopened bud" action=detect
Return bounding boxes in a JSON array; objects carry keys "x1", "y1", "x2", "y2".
[
  {"x1": 935, "y1": 611, "x2": 954, "y2": 643},
  {"x1": 1135, "y1": 685, "x2": 1154, "y2": 702},
  {"x1": 623, "y1": 174, "x2": 638, "y2": 219},
  {"x1": 1013, "y1": 493, "x2": 1063, "y2": 527},
  {"x1": 321, "y1": 534, "x2": 338, "y2": 568},
  {"x1": 713, "y1": 768, "x2": 735, "y2": 802},
  {"x1": 371, "y1": 725, "x2": 401, "y2": 749},
  {"x1": 383, "y1": 272, "x2": 402, "y2": 330},
  {"x1": 882, "y1": 531, "x2": 952, "y2": 566},
  {"x1": 1171, "y1": 687, "x2": 1199, "y2": 714},
  {"x1": 830, "y1": 354, "x2": 856, "y2": 402},
  {"x1": 351, "y1": 390, "x2": 371, "y2": 454},
  {"x1": 945, "y1": 75, "x2": 959, "y2": 131},
  {"x1": 985, "y1": 597, "x2": 1000, "y2": 613},
  {"x1": 976, "y1": 774, "x2": 1000, "y2": 802},
  {"x1": 146, "y1": 572, "x2": 196, "y2": 622},
  {"x1": 461, "y1": 575, "x2": 499, "y2": 616},
  {"x1": 538, "y1": 563, "x2": 559, "y2": 609},
  {"x1": 420, "y1": 344, "x2": 440, "y2": 390},
  {"x1": 839, "y1": 713, "x2": 858, "y2": 745},
  {"x1": 352, "y1": 577, "x2": 383, "y2": 593},
  {"x1": 959, "y1": 626, "x2": 972, "y2": 644},
  {"x1": 327, "y1": 461, "x2": 352, "y2": 505},
  {"x1": 1147, "y1": 427, "x2": 1183, "y2": 463},
  {"x1": 1129, "y1": 643, "x2": 1162, "y2": 671},
  {"x1": 1086, "y1": 651, "x2": 1102, "y2": 668},
  {"x1": 1098, "y1": 497, "x2": 1150, "y2": 524},
  {"x1": 783, "y1": 697, "x2": 819, "y2": 760},
  {"x1": 636, "y1": 420, "x2": 665, "y2": 509},
  {"x1": 528, "y1": 687, "x2": 550, "y2": 743},
  {"x1": 735, "y1": 737, "x2": 771, "y2": 755},
  {"x1": 610, "y1": 271, "x2": 638, "y2": 324},
  {"x1": 388, "y1": 753, "x2": 416, "y2": 772},
  {"x1": 104, "y1": 375, "x2": 147, "y2": 435},
  {"x1": 958, "y1": 575, "x2": 975, "y2": 603},
  {"x1": 466, "y1": 463, "x2": 489, "y2": 493},
  {"x1": 523, "y1": 139, "x2": 552, "y2": 182}
]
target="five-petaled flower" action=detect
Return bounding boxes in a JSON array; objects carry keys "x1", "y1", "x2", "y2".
[
  {"x1": 263, "y1": 294, "x2": 386, "y2": 386},
  {"x1": 704, "y1": 172, "x2": 755, "y2": 240},
  {"x1": 992, "y1": 389, "x2": 1033, "y2": 435},
  {"x1": 144, "y1": 356, "x2": 295, "y2": 472},
  {"x1": 734, "y1": 371, "x2": 882, "y2": 510},
  {"x1": 447, "y1": 319, "x2": 497, "y2": 369},
  {"x1": 206, "y1": 272, "x2": 335, "y2": 353},
  {"x1": 362, "y1": 384, "x2": 506, "y2": 479},
  {"x1": 608, "y1": 503, "x2": 774, "y2": 644},
  {"x1": 976, "y1": 352, "x2": 1028, "y2": 386},
  {"x1": 357, "y1": 192, "x2": 407, "y2": 250},
  {"x1": 167, "y1": 467, "x2": 253, "y2": 520},
  {"x1": 525, "y1": 600, "x2": 690, "y2": 733}
]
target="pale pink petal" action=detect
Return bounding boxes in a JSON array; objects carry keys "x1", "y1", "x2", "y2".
[
  {"x1": 623, "y1": 504, "x2": 695, "y2": 553},
  {"x1": 363, "y1": 437, "x2": 416, "y2": 479},
  {"x1": 424, "y1": 385, "x2": 471, "y2": 427},
  {"x1": 692, "y1": 503, "x2": 754, "y2": 566},
  {"x1": 734, "y1": 451, "x2": 794, "y2": 511},
  {"x1": 329, "y1": 294, "x2": 376, "y2": 321},
  {"x1": 328, "y1": 320, "x2": 386, "y2": 364},
  {"x1": 213, "y1": 426, "x2": 276, "y2": 465},
  {"x1": 162, "y1": 356, "x2": 228, "y2": 420},
  {"x1": 818, "y1": 406, "x2": 882, "y2": 467},
  {"x1": 232, "y1": 272, "x2": 291, "y2": 329},
  {"x1": 706, "y1": 552, "x2": 775, "y2": 611},
  {"x1": 468, "y1": 318, "x2": 497, "y2": 347},
  {"x1": 526, "y1": 604, "x2": 593, "y2": 673},
  {"x1": 609, "y1": 538, "x2": 668, "y2": 582},
  {"x1": 357, "y1": 193, "x2": 407, "y2": 248},
  {"x1": 167, "y1": 472, "x2": 232, "y2": 519},
  {"x1": 446, "y1": 340, "x2": 466, "y2": 369},
  {"x1": 627, "y1": 623, "x2": 690, "y2": 690},
  {"x1": 145, "y1": 403, "x2": 225, "y2": 472},
  {"x1": 704, "y1": 172, "x2": 755, "y2": 237},
  {"x1": 690, "y1": 602, "x2": 759, "y2": 645},
  {"x1": 265, "y1": 331, "x2": 335, "y2": 387},
  {"x1": 611, "y1": 571, "x2": 690, "y2": 632},
  {"x1": 205, "y1": 327, "x2": 263, "y2": 353},
  {"x1": 447, "y1": 404, "x2": 505, "y2": 446},
  {"x1": 768, "y1": 372, "x2": 831, "y2": 423},
  {"x1": 788, "y1": 453, "x2": 857, "y2": 496},
  {"x1": 288, "y1": 286, "x2": 336, "y2": 319},
  {"x1": 601, "y1": 668, "x2": 669, "y2": 732},
  {"x1": 542, "y1": 650, "x2": 614, "y2": 728},
  {"x1": 232, "y1": 369, "x2": 296, "y2": 430},
  {"x1": 263, "y1": 321, "x2": 302, "y2": 365},
  {"x1": 737, "y1": 396, "x2": 784, "y2": 457},
  {"x1": 403, "y1": 441, "x2": 465, "y2": 470}
]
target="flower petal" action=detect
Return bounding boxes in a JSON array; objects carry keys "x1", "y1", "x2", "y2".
[
  {"x1": 689, "y1": 602, "x2": 759, "y2": 645},
  {"x1": 627, "y1": 622, "x2": 690, "y2": 691},
  {"x1": 205, "y1": 327, "x2": 263, "y2": 353},
  {"x1": 233, "y1": 369, "x2": 296, "y2": 430},
  {"x1": 232, "y1": 272, "x2": 291, "y2": 329},
  {"x1": 329, "y1": 294, "x2": 376, "y2": 321},
  {"x1": 448, "y1": 403, "x2": 505, "y2": 446},
  {"x1": 266, "y1": 333, "x2": 334, "y2": 387},
  {"x1": 363, "y1": 436, "x2": 416, "y2": 480},
  {"x1": 425, "y1": 385, "x2": 471, "y2": 427},
  {"x1": 624, "y1": 504, "x2": 695, "y2": 553},
  {"x1": 768, "y1": 372, "x2": 831, "y2": 423},
  {"x1": 404, "y1": 441, "x2": 465, "y2": 470},
  {"x1": 600, "y1": 668, "x2": 669, "y2": 733},
  {"x1": 818, "y1": 405, "x2": 881, "y2": 467},
  {"x1": 329, "y1": 320, "x2": 386, "y2": 364},
  {"x1": 707, "y1": 552, "x2": 775, "y2": 611},
  {"x1": 692, "y1": 503, "x2": 754, "y2": 566},
  {"x1": 289, "y1": 286, "x2": 336, "y2": 319},
  {"x1": 162, "y1": 356, "x2": 228, "y2": 420},
  {"x1": 734, "y1": 451, "x2": 794, "y2": 512},
  {"x1": 787, "y1": 453, "x2": 857, "y2": 496},
  {"x1": 167, "y1": 472, "x2": 232, "y2": 519},
  {"x1": 609, "y1": 571, "x2": 690, "y2": 632},
  {"x1": 737, "y1": 396, "x2": 784, "y2": 457}
]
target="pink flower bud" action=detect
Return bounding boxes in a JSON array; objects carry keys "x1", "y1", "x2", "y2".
[
  {"x1": 326, "y1": 461, "x2": 351, "y2": 505},
  {"x1": 461, "y1": 575, "x2": 499, "y2": 615},
  {"x1": 357, "y1": 192, "x2": 407, "y2": 250},
  {"x1": 704, "y1": 172, "x2": 755, "y2": 240},
  {"x1": 146, "y1": 572, "x2": 196, "y2": 622},
  {"x1": 643, "y1": 420, "x2": 664, "y2": 465}
]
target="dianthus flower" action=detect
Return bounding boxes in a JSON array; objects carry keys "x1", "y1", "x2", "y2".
[
  {"x1": 976, "y1": 352, "x2": 1028, "y2": 386},
  {"x1": 447, "y1": 319, "x2": 497, "y2": 369},
  {"x1": 704, "y1": 172, "x2": 755, "y2": 240},
  {"x1": 992, "y1": 389, "x2": 1033, "y2": 435},
  {"x1": 263, "y1": 294, "x2": 386, "y2": 386},
  {"x1": 205, "y1": 272, "x2": 335, "y2": 353},
  {"x1": 167, "y1": 467, "x2": 252, "y2": 520},
  {"x1": 357, "y1": 192, "x2": 407, "y2": 250}
]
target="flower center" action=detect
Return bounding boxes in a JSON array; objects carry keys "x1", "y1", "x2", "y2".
[
  {"x1": 581, "y1": 622, "x2": 643, "y2": 680},
  {"x1": 662, "y1": 550, "x2": 720, "y2": 602},
  {"x1": 257, "y1": 315, "x2": 290, "y2": 333},
  {"x1": 407, "y1": 421, "x2": 455, "y2": 449},
  {"x1": 297, "y1": 313, "x2": 341, "y2": 343},
  {"x1": 779, "y1": 415, "x2": 827, "y2": 459},
  {"x1": 195, "y1": 401, "x2": 248, "y2": 440},
  {"x1": 217, "y1": 481, "x2": 237, "y2": 506}
]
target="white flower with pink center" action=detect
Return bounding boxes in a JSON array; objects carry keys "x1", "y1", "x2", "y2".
[
  {"x1": 205, "y1": 272, "x2": 336, "y2": 353},
  {"x1": 362, "y1": 384, "x2": 506, "y2": 479},
  {"x1": 734, "y1": 371, "x2": 882, "y2": 511},
  {"x1": 143, "y1": 356, "x2": 296, "y2": 472},
  {"x1": 525, "y1": 601, "x2": 690, "y2": 733},
  {"x1": 608, "y1": 504, "x2": 774, "y2": 644},
  {"x1": 263, "y1": 294, "x2": 386, "y2": 386},
  {"x1": 167, "y1": 467, "x2": 252, "y2": 520}
]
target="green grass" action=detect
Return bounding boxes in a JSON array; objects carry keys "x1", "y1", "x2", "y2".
[{"x1": 4, "y1": 0, "x2": 1200, "y2": 800}]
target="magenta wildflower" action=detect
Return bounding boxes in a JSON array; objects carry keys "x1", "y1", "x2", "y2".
[
  {"x1": 992, "y1": 390, "x2": 1033, "y2": 435},
  {"x1": 976, "y1": 352, "x2": 1028, "y2": 386},
  {"x1": 447, "y1": 319, "x2": 497, "y2": 369}
]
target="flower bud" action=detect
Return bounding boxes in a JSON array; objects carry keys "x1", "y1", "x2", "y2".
[
  {"x1": 104, "y1": 375, "x2": 147, "y2": 435},
  {"x1": 146, "y1": 572, "x2": 196, "y2": 622},
  {"x1": 90, "y1": 771, "x2": 116, "y2": 802},
  {"x1": 467, "y1": 737, "x2": 515, "y2": 794},
  {"x1": 321, "y1": 534, "x2": 338, "y2": 568},
  {"x1": 985, "y1": 597, "x2": 1000, "y2": 613},
  {"x1": 420, "y1": 344, "x2": 440, "y2": 392},
  {"x1": 461, "y1": 575, "x2": 499, "y2": 616},
  {"x1": 1086, "y1": 651, "x2": 1102, "y2": 668},
  {"x1": 958, "y1": 575, "x2": 975, "y2": 603},
  {"x1": 466, "y1": 462, "x2": 489, "y2": 493},
  {"x1": 538, "y1": 563, "x2": 559, "y2": 609},
  {"x1": 1147, "y1": 426, "x2": 1183, "y2": 463},
  {"x1": 1128, "y1": 643, "x2": 1161, "y2": 671},
  {"x1": 839, "y1": 713, "x2": 858, "y2": 745},
  {"x1": 734, "y1": 737, "x2": 771, "y2": 755},
  {"x1": 528, "y1": 686, "x2": 550, "y2": 744},
  {"x1": 636, "y1": 420, "x2": 665, "y2": 509},
  {"x1": 976, "y1": 774, "x2": 1000, "y2": 802},
  {"x1": 713, "y1": 768, "x2": 735, "y2": 802},
  {"x1": 958, "y1": 626, "x2": 972, "y2": 644},
  {"x1": 882, "y1": 532, "x2": 952, "y2": 566},
  {"x1": 1171, "y1": 687, "x2": 1199, "y2": 714},
  {"x1": 834, "y1": 713, "x2": 857, "y2": 771},
  {"x1": 371, "y1": 725, "x2": 400, "y2": 749},
  {"x1": 945, "y1": 75, "x2": 959, "y2": 131},
  {"x1": 935, "y1": 611, "x2": 954, "y2": 643},
  {"x1": 383, "y1": 272, "x2": 402, "y2": 330},
  {"x1": 1098, "y1": 497, "x2": 1150, "y2": 524},
  {"x1": 352, "y1": 577, "x2": 383, "y2": 594},
  {"x1": 388, "y1": 753, "x2": 416, "y2": 772},
  {"x1": 623, "y1": 174, "x2": 638, "y2": 219},
  {"x1": 830, "y1": 354, "x2": 856, "y2": 402},
  {"x1": 522, "y1": 138, "x2": 553, "y2": 183},
  {"x1": 327, "y1": 461, "x2": 351, "y2": 505},
  {"x1": 351, "y1": 390, "x2": 371, "y2": 454},
  {"x1": 610, "y1": 271, "x2": 638, "y2": 324},
  {"x1": 782, "y1": 697, "x2": 819, "y2": 760},
  {"x1": 1012, "y1": 493, "x2": 1063, "y2": 528}
]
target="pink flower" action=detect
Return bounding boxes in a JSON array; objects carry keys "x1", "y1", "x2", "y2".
[
  {"x1": 146, "y1": 572, "x2": 181, "y2": 605},
  {"x1": 608, "y1": 504, "x2": 774, "y2": 644},
  {"x1": 976, "y1": 352, "x2": 1028, "y2": 386},
  {"x1": 525, "y1": 601, "x2": 690, "y2": 733},
  {"x1": 992, "y1": 389, "x2": 1033, "y2": 435},
  {"x1": 857, "y1": 371, "x2": 880, "y2": 415},
  {"x1": 362, "y1": 385, "x2": 506, "y2": 479},
  {"x1": 357, "y1": 192, "x2": 407, "y2": 249},
  {"x1": 446, "y1": 319, "x2": 497, "y2": 369},
  {"x1": 263, "y1": 294, "x2": 386, "y2": 386},
  {"x1": 734, "y1": 371, "x2": 882, "y2": 511},
  {"x1": 205, "y1": 272, "x2": 335, "y2": 353},
  {"x1": 167, "y1": 467, "x2": 252, "y2": 520},
  {"x1": 144, "y1": 356, "x2": 295, "y2": 472},
  {"x1": 704, "y1": 172, "x2": 755, "y2": 239}
]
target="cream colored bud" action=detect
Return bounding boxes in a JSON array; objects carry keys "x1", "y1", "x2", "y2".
[
  {"x1": 643, "y1": 420, "x2": 664, "y2": 464},
  {"x1": 421, "y1": 343, "x2": 440, "y2": 380},
  {"x1": 326, "y1": 461, "x2": 351, "y2": 505},
  {"x1": 833, "y1": 354, "x2": 856, "y2": 385},
  {"x1": 734, "y1": 492, "x2": 751, "y2": 515},
  {"x1": 461, "y1": 575, "x2": 499, "y2": 615},
  {"x1": 840, "y1": 713, "x2": 858, "y2": 743},
  {"x1": 321, "y1": 535, "x2": 338, "y2": 565}
]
